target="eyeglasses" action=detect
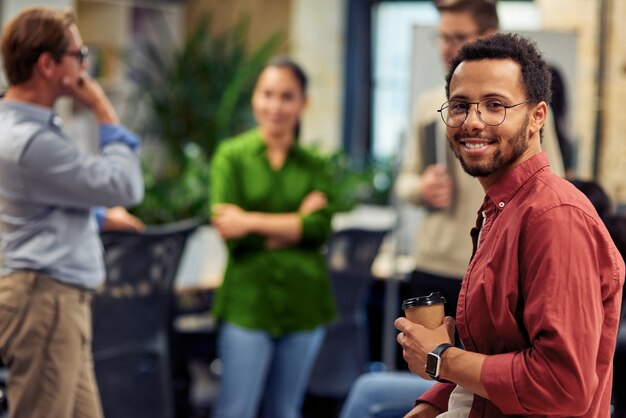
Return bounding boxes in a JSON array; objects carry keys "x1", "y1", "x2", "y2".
[
  {"x1": 63, "y1": 45, "x2": 89, "y2": 64},
  {"x1": 438, "y1": 99, "x2": 530, "y2": 128},
  {"x1": 434, "y1": 0, "x2": 495, "y2": 7},
  {"x1": 432, "y1": 32, "x2": 480, "y2": 47}
]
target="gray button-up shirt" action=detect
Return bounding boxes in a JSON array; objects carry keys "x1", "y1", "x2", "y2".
[{"x1": 0, "y1": 100, "x2": 144, "y2": 289}]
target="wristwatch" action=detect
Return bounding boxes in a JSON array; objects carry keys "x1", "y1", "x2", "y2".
[{"x1": 425, "y1": 343, "x2": 454, "y2": 381}]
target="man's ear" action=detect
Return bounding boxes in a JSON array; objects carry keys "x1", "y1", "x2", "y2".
[
  {"x1": 528, "y1": 101, "x2": 548, "y2": 137},
  {"x1": 35, "y1": 52, "x2": 57, "y2": 80}
]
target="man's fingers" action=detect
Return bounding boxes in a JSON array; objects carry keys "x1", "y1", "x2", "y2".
[{"x1": 394, "y1": 316, "x2": 411, "y2": 331}]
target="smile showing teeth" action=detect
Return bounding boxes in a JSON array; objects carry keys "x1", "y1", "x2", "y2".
[{"x1": 463, "y1": 142, "x2": 488, "y2": 150}]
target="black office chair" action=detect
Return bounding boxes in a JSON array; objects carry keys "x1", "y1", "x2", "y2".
[
  {"x1": 306, "y1": 228, "x2": 390, "y2": 414},
  {"x1": 0, "y1": 366, "x2": 6, "y2": 418},
  {"x1": 93, "y1": 218, "x2": 203, "y2": 418}
]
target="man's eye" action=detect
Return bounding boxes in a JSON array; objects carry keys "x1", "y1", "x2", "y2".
[
  {"x1": 449, "y1": 102, "x2": 469, "y2": 113},
  {"x1": 483, "y1": 100, "x2": 505, "y2": 110}
]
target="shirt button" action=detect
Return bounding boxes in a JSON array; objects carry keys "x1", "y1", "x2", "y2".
[{"x1": 498, "y1": 202, "x2": 505, "y2": 208}]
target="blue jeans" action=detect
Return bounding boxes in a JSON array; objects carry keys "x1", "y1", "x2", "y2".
[
  {"x1": 214, "y1": 322, "x2": 325, "y2": 418},
  {"x1": 339, "y1": 372, "x2": 436, "y2": 418}
]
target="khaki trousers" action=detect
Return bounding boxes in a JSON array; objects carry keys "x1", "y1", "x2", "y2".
[{"x1": 0, "y1": 271, "x2": 103, "y2": 418}]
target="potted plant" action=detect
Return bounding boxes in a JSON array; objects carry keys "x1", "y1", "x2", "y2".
[
  {"x1": 124, "y1": 14, "x2": 283, "y2": 224},
  {"x1": 327, "y1": 151, "x2": 395, "y2": 212}
]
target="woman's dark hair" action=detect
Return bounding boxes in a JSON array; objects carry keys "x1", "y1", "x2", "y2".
[
  {"x1": 263, "y1": 55, "x2": 308, "y2": 95},
  {"x1": 258, "y1": 55, "x2": 308, "y2": 139},
  {"x1": 549, "y1": 65, "x2": 575, "y2": 171},
  {"x1": 605, "y1": 214, "x2": 626, "y2": 264},
  {"x1": 445, "y1": 33, "x2": 552, "y2": 106},
  {"x1": 569, "y1": 179, "x2": 625, "y2": 284},
  {"x1": 569, "y1": 179, "x2": 612, "y2": 222}
]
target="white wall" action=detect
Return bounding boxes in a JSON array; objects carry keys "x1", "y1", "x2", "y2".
[
  {"x1": 290, "y1": 0, "x2": 346, "y2": 152},
  {"x1": 2, "y1": 0, "x2": 73, "y2": 26},
  {"x1": 1, "y1": 0, "x2": 74, "y2": 88}
]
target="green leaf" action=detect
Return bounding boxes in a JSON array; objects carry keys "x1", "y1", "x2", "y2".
[{"x1": 123, "y1": 12, "x2": 282, "y2": 224}]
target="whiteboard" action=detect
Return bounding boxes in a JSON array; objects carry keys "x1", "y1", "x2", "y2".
[{"x1": 409, "y1": 26, "x2": 578, "y2": 143}]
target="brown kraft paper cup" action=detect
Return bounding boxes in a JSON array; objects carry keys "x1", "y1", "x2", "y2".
[{"x1": 402, "y1": 292, "x2": 446, "y2": 329}]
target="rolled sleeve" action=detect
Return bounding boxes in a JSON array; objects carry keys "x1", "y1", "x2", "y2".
[
  {"x1": 93, "y1": 206, "x2": 107, "y2": 231},
  {"x1": 416, "y1": 382, "x2": 455, "y2": 412},
  {"x1": 299, "y1": 154, "x2": 334, "y2": 246},
  {"x1": 300, "y1": 210, "x2": 332, "y2": 246},
  {"x1": 209, "y1": 142, "x2": 235, "y2": 208},
  {"x1": 209, "y1": 141, "x2": 264, "y2": 254},
  {"x1": 482, "y1": 352, "x2": 523, "y2": 413},
  {"x1": 99, "y1": 124, "x2": 140, "y2": 151}
]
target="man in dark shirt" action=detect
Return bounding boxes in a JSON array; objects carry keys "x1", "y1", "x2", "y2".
[{"x1": 395, "y1": 33, "x2": 624, "y2": 417}]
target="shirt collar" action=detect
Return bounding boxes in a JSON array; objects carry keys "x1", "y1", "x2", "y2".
[
  {"x1": 250, "y1": 129, "x2": 266, "y2": 154},
  {"x1": 484, "y1": 152, "x2": 551, "y2": 210},
  {"x1": 250, "y1": 128, "x2": 304, "y2": 159},
  {"x1": 0, "y1": 99, "x2": 61, "y2": 127}
]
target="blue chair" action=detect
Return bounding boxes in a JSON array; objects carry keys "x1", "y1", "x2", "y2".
[{"x1": 370, "y1": 403, "x2": 412, "y2": 418}]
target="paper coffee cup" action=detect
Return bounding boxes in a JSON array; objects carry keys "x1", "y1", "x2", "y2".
[{"x1": 402, "y1": 292, "x2": 446, "y2": 329}]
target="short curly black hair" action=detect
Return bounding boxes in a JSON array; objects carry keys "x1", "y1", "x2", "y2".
[{"x1": 445, "y1": 33, "x2": 552, "y2": 106}]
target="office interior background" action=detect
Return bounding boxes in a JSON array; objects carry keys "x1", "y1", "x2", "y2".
[
  {"x1": 1, "y1": 0, "x2": 626, "y2": 417},
  {"x1": 1, "y1": 0, "x2": 625, "y2": 208}
]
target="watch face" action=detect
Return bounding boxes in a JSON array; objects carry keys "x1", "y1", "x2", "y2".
[{"x1": 425, "y1": 353, "x2": 440, "y2": 377}]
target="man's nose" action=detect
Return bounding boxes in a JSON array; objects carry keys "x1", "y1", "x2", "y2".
[{"x1": 463, "y1": 104, "x2": 485, "y2": 129}]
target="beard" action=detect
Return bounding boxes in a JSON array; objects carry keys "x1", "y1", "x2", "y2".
[{"x1": 449, "y1": 119, "x2": 529, "y2": 178}]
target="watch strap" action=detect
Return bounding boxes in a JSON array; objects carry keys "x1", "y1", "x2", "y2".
[
  {"x1": 431, "y1": 342, "x2": 454, "y2": 357},
  {"x1": 427, "y1": 343, "x2": 454, "y2": 381}
]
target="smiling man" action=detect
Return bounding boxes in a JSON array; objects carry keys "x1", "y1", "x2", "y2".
[
  {"x1": 395, "y1": 0, "x2": 565, "y2": 325},
  {"x1": 395, "y1": 33, "x2": 624, "y2": 418}
]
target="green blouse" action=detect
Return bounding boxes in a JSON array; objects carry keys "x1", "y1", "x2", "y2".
[{"x1": 210, "y1": 129, "x2": 337, "y2": 336}]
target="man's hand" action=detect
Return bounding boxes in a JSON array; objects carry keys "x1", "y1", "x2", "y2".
[
  {"x1": 395, "y1": 316, "x2": 455, "y2": 379},
  {"x1": 299, "y1": 191, "x2": 327, "y2": 215},
  {"x1": 211, "y1": 203, "x2": 250, "y2": 239},
  {"x1": 404, "y1": 403, "x2": 442, "y2": 418},
  {"x1": 62, "y1": 72, "x2": 119, "y2": 124},
  {"x1": 103, "y1": 207, "x2": 144, "y2": 232},
  {"x1": 420, "y1": 164, "x2": 453, "y2": 209},
  {"x1": 397, "y1": 316, "x2": 489, "y2": 399}
]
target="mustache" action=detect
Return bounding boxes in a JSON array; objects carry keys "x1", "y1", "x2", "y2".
[{"x1": 452, "y1": 132, "x2": 499, "y2": 143}]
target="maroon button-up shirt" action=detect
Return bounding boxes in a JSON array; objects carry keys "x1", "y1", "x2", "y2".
[{"x1": 418, "y1": 153, "x2": 625, "y2": 417}]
